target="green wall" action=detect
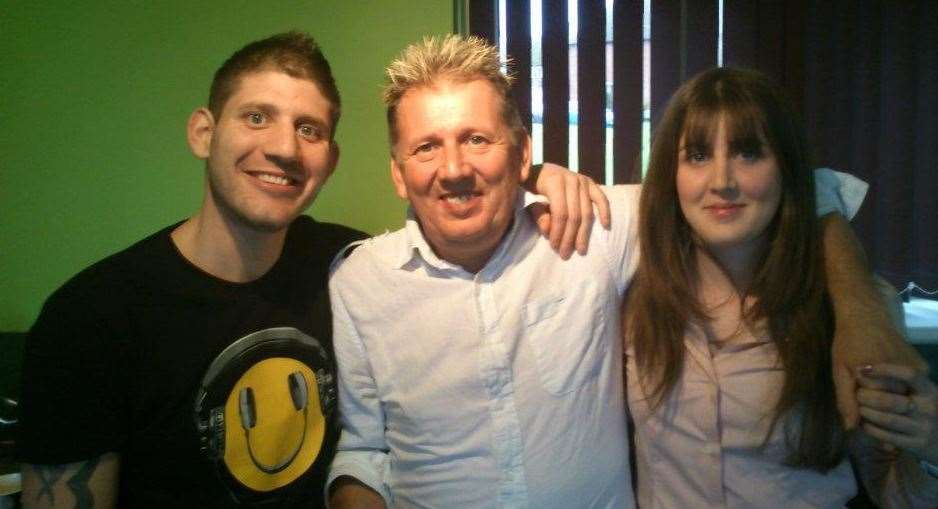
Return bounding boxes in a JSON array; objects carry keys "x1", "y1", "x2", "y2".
[{"x1": 0, "y1": 1, "x2": 454, "y2": 331}]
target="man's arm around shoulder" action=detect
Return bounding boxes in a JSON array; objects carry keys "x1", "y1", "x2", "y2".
[
  {"x1": 21, "y1": 452, "x2": 119, "y2": 509},
  {"x1": 822, "y1": 213, "x2": 928, "y2": 428}
]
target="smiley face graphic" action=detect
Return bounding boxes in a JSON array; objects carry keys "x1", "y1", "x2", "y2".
[{"x1": 194, "y1": 327, "x2": 336, "y2": 501}]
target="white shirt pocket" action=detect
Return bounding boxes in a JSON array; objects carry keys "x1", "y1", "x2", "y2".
[{"x1": 523, "y1": 290, "x2": 608, "y2": 395}]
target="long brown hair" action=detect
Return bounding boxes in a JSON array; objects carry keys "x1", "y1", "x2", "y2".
[{"x1": 624, "y1": 67, "x2": 845, "y2": 470}]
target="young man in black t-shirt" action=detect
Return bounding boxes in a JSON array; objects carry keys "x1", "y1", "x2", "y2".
[
  {"x1": 17, "y1": 32, "x2": 366, "y2": 508},
  {"x1": 15, "y1": 32, "x2": 604, "y2": 508}
]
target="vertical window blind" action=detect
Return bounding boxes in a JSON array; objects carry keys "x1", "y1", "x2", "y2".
[{"x1": 466, "y1": 0, "x2": 804, "y2": 184}]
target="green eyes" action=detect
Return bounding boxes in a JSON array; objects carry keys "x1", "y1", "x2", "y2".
[
  {"x1": 412, "y1": 135, "x2": 490, "y2": 161},
  {"x1": 297, "y1": 124, "x2": 323, "y2": 140},
  {"x1": 687, "y1": 151, "x2": 708, "y2": 163},
  {"x1": 244, "y1": 112, "x2": 324, "y2": 141},
  {"x1": 738, "y1": 150, "x2": 763, "y2": 162},
  {"x1": 684, "y1": 150, "x2": 764, "y2": 164},
  {"x1": 247, "y1": 112, "x2": 265, "y2": 125}
]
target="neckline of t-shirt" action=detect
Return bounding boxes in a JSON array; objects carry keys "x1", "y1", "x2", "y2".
[{"x1": 161, "y1": 221, "x2": 292, "y2": 290}]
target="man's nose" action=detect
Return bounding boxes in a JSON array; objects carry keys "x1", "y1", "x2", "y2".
[
  {"x1": 264, "y1": 123, "x2": 300, "y2": 162},
  {"x1": 440, "y1": 144, "x2": 471, "y2": 180}
]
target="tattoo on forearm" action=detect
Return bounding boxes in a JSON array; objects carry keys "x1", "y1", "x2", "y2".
[
  {"x1": 66, "y1": 457, "x2": 100, "y2": 509},
  {"x1": 34, "y1": 465, "x2": 67, "y2": 504},
  {"x1": 29, "y1": 456, "x2": 101, "y2": 508}
]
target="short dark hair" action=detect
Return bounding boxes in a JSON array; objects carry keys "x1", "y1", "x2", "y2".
[{"x1": 208, "y1": 31, "x2": 341, "y2": 136}]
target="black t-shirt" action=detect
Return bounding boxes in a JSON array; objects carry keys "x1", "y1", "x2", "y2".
[{"x1": 18, "y1": 216, "x2": 366, "y2": 508}]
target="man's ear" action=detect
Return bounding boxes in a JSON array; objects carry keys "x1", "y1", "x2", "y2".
[
  {"x1": 518, "y1": 133, "x2": 533, "y2": 183},
  {"x1": 187, "y1": 107, "x2": 215, "y2": 159},
  {"x1": 389, "y1": 156, "x2": 409, "y2": 200},
  {"x1": 326, "y1": 141, "x2": 340, "y2": 178}
]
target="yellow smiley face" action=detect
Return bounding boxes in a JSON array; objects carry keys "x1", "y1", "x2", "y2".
[{"x1": 222, "y1": 357, "x2": 325, "y2": 491}]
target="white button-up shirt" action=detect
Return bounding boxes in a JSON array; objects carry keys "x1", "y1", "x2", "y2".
[{"x1": 328, "y1": 187, "x2": 642, "y2": 508}]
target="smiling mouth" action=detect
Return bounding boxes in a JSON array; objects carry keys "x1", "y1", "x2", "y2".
[
  {"x1": 706, "y1": 203, "x2": 744, "y2": 210},
  {"x1": 441, "y1": 191, "x2": 480, "y2": 204},
  {"x1": 704, "y1": 203, "x2": 746, "y2": 220},
  {"x1": 250, "y1": 172, "x2": 298, "y2": 186}
]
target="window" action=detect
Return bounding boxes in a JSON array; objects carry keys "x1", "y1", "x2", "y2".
[{"x1": 468, "y1": 0, "x2": 734, "y2": 184}]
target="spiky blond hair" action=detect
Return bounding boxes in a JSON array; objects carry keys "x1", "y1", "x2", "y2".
[{"x1": 383, "y1": 34, "x2": 525, "y2": 152}]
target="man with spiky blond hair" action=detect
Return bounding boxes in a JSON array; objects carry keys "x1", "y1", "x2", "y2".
[
  {"x1": 327, "y1": 34, "x2": 637, "y2": 509},
  {"x1": 325, "y1": 33, "x2": 916, "y2": 508}
]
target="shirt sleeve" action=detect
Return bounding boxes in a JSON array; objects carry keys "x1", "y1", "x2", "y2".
[
  {"x1": 326, "y1": 275, "x2": 392, "y2": 506},
  {"x1": 814, "y1": 168, "x2": 869, "y2": 219},
  {"x1": 600, "y1": 185, "x2": 642, "y2": 297},
  {"x1": 17, "y1": 282, "x2": 127, "y2": 464}
]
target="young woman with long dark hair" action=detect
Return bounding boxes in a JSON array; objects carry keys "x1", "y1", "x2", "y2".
[{"x1": 623, "y1": 67, "x2": 938, "y2": 508}]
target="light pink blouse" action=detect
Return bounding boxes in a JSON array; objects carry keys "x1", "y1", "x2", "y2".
[{"x1": 626, "y1": 325, "x2": 938, "y2": 508}]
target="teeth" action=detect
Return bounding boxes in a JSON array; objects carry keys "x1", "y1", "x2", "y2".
[
  {"x1": 444, "y1": 194, "x2": 471, "y2": 204},
  {"x1": 256, "y1": 173, "x2": 291, "y2": 185}
]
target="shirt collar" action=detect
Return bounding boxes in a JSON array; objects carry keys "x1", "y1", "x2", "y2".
[{"x1": 393, "y1": 191, "x2": 544, "y2": 272}]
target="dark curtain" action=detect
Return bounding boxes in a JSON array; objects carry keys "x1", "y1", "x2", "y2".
[
  {"x1": 507, "y1": 0, "x2": 533, "y2": 133},
  {"x1": 801, "y1": 1, "x2": 938, "y2": 290},
  {"x1": 612, "y1": 0, "x2": 643, "y2": 183},
  {"x1": 469, "y1": 0, "x2": 936, "y2": 289},
  {"x1": 542, "y1": 0, "x2": 570, "y2": 168},
  {"x1": 722, "y1": 0, "x2": 805, "y2": 112}
]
